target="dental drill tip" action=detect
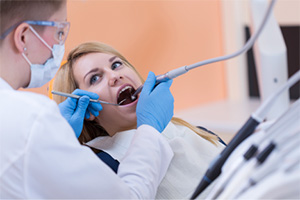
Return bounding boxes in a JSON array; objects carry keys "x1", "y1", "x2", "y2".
[{"x1": 131, "y1": 95, "x2": 137, "y2": 101}]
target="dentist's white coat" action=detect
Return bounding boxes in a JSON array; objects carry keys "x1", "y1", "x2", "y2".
[
  {"x1": 87, "y1": 122, "x2": 225, "y2": 199},
  {"x1": 0, "y1": 78, "x2": 173, "y2": 199}
]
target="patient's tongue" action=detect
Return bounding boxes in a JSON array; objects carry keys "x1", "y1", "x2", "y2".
[{"x1": 117, "y1": 88, "x2": 136, "y2": 105}]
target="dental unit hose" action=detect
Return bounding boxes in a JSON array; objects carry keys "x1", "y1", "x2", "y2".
[
  {"x1": 190, "y1": 0, "x2": 279, "y2": 198},
  {"x1": 131, "y1": 0, "x2": 277, "y2": 100}
]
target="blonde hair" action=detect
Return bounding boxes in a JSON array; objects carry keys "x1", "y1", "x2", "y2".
[{"x1": 53, "y1": 41, "x2": 218, "y2": 145}]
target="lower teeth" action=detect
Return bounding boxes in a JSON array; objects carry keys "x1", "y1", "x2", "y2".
[{"x1": 119, "y1": 99, "x2": 126, "y2": 105}]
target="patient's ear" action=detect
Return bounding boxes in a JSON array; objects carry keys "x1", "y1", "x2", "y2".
[{"x1": 86, "y1": 114, "x2": 96, "y2": 121}]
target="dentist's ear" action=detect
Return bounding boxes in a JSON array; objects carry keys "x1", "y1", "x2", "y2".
[{"x1": 13, "y1": 23, "x2": 30, "y2": 53}]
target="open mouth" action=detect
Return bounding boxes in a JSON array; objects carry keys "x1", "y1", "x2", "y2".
[{"x1": 117, "y1": 85, "x2": 137, "y2": 106}]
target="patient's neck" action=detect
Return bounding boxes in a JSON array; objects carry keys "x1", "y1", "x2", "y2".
[{"x1": 104, "y1": 123, "x2": 138, "y2": 137}]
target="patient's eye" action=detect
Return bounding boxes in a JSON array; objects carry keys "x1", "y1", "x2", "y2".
[
  {"x1": 90, "y1": 74, "x2": 101, "y2": 85},
  {"x1": 111, "y1": 61, "x2": 122, "y2": 70}
]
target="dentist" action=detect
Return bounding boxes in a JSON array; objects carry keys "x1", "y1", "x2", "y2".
[{"x1": 0, "y1": 0, "x2": 174, "y2": 199}]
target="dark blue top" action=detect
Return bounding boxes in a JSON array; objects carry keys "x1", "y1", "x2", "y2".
[
  {"x1": 197, "y1": 126, "x2": 227, "y2": 146},
  {"x1": 96, "y1": 151, "x2": 119, "y2": 173}
]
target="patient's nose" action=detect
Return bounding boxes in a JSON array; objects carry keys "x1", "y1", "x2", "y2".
[{"x1": 108, "y1": 71, "x2": 123, "y2": 86}]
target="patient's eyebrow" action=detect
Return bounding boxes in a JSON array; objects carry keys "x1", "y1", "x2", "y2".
[
  {"x1": 109, "y1": 56, "x2": 117, "y2": 62},
  {"x1": 84, "y1": 68, "x2": 98, "y2": 80}
]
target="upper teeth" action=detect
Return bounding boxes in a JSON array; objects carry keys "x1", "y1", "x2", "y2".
[{"x1": 118, "y1": 86, "x2": 132, "y2": 97}]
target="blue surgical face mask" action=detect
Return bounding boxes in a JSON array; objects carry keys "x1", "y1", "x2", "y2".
[{"x1": 22, "y1": 26, "x2": 65, "y2": 88}]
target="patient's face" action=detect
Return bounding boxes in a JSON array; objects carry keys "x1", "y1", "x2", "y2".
[{"x1": 73, "y1": 52, "x2": 143, "y2": 136}]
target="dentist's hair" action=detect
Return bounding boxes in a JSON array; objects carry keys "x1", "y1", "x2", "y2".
[
  {"x1": 53, "y1": 42, "x2": 218, "y2": 145},
  {"x1": 0, "y1": 0, "x2": 65, "y2": 37}
]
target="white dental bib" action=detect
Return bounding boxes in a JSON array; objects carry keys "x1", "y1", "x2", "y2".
[{"x1": 86, "y1": 122, "x2": 225, "y2": 199}]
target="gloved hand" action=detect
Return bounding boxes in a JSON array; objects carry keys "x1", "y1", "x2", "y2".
[
  {"x1": 136, "y1": 71, "x2": 174, "y2": 133},
  {"x1": 58, "y1": 89, "x2": 103, "y2": 138}
]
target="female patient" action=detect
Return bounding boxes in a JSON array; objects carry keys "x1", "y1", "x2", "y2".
[{"x1": 53, "y1": 42, "x2": 225, "y2": 199}]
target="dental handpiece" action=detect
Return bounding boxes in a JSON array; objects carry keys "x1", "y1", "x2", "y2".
[
  {"x1": 131, "y1": 66, "x2": 190, "y2": 100},
  {"x1": 51, "y1": 91, "x2": 122, "y2": 106}
]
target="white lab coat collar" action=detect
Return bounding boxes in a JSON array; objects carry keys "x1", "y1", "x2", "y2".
[{"x1": 0, "y1": 78, "x2": 14, "y2": 90}]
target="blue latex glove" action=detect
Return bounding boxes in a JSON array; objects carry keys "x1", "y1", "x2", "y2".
[
  {"x1": 58, "y1": 89, "x2": 103, "y2": 138},
  {"x1": 136, "y1": 71, "x2": 174, "y2": 133}
]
